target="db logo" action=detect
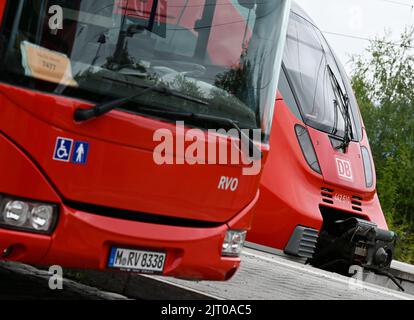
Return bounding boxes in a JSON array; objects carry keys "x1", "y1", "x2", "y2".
[{"x1": 336, "y1": 158, "x2": 353, "y2": 181}]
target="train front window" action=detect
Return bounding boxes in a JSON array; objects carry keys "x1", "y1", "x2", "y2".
[
  {"x1": 0, "y1": 0, "x2": 290, "y2": 142},
  {"x1": 283, "y1": 13, "x2": 362, "y2": 140}
]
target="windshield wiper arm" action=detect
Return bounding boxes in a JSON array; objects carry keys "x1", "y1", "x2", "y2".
[
  {"x1": 112, "y1": 108, "x2": 262, "y2": 161},
  {"x1": 188, "y1": 113, "x2": 263, "y2": 161},
  {"x1": 327, "y1": 65, "x2": 353, "y2": 150},
  {"x1": 74, "y1": 83, "x2": 208, "y2": 122},
  {"x1": 74, "y1": 89, "x2": 261, "y2": 160}
]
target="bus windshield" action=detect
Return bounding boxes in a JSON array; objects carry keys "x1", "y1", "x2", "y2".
[{"x1": 0, "y1": 0, "x2": 290, "y2": 142}]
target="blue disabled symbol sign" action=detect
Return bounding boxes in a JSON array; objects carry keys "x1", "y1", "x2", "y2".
[
  {"x1": 53, "y1": 137, "x2": 89, "y2": 165},
  {"x1": 53, "y1": 137, "x2": 73, "y2": 162}
]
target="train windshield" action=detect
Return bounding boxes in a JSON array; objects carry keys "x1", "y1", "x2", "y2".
[
  {"x1": 283, "y1": 13, "x2": 362, "y2": 141},
  {"x1": 0, "y1": 0, "x2": 290, "y2": 142}
]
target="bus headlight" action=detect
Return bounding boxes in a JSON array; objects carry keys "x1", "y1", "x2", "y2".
[
  {"x1": 222, "y1": 230, "x2": 247, "y2": 257},
  {"x1": 3, "y1": 201, "x2": 29, "y2": 227},
  {"x1": 0, "y1": 196, "x2": 57, "y2": 234},
  {"x1": 30, "y1": 205, "x2": 54, "y2": 231}
]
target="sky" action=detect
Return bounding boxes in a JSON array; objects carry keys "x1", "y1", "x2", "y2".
[{"x1": 294, "y1": 0, "x2": 414, "y2": 74}]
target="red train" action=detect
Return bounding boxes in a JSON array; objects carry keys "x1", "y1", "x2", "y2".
[
  {"x1": 248, "y1": 4, "x2": 397, "y2": 278},
  {"x1": 0, "y1": 0, "x2": 291, "y2": 280}
]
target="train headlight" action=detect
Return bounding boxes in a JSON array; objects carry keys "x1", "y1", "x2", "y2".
[
  {"x1": 222, "y1": 230, "x2": 247, "y2": 257},
  {"x1": 361, "y1": 146, "x2": 374, "y2": 188},
  {"x1": 0, "y1": 196, "x2": 57, "y2": 234},
  {"x1": 295, "y1": 124, "x2": 322, "y2": 175}
]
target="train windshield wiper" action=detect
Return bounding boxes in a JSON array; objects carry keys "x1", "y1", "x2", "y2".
[
  {"x1": 74, "y1": 83, "x2": 208, "y2": 122},
  {"x1": 327, "y1": 65, "x2": 353, "y2": 150}
]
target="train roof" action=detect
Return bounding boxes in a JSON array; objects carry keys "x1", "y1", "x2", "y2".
[{"x1": 291, "y1": 2, "x2": 317, "y2": 27}]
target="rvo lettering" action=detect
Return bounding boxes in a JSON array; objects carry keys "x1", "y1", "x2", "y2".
[{"x1": 218, "y1": 176, "x2": 239, "y2": 192}]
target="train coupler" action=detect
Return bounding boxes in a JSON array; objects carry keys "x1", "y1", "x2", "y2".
[{"x1": 311, "y1": 218, "x2": 397, "y2": 277}]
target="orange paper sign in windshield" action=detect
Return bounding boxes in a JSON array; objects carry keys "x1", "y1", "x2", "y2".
[{"x1": 21, "y1": 41, "x2": 78, "y2": 87}]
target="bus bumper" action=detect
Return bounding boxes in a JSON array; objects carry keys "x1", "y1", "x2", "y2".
[{"x1": 0, "y1": 192, "x2": 257, "y2": 281}]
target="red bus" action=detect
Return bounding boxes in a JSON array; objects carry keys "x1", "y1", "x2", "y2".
[
  {"x1": 248, "y1": 4, "x2": 397, "y2": 278},
  {"x1": 0, "y1": 0, "x2": 291, "y2": 280}
]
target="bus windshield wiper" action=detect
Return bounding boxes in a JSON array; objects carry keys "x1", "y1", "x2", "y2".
[
  {"x1": 327, "y1": 65, "x2": 353, "y2": 151},
  {"x1": 189, "y1": 113, "x2": 263, "y2": 160},
  {"x1": 74, "y1": 83, "x2": 208, "y2": 122},
  {"x1": 105, "y1": 106, "x2": 262, "y2": 161},
  {"x1": 168, "y1": 112, "x2": 263, "y2": 160},
  {"x1": 74, "y1": 87, "x2": 261, "y2": 160}
]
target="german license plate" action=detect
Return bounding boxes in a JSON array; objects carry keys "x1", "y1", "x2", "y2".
[{"x1": 108, "y1": 247, "x2": 166, "y2": 273}]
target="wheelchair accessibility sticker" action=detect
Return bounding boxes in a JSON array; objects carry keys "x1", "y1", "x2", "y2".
[{"x1": 53, "y1": 137, "x2": 89, "y2": 165}]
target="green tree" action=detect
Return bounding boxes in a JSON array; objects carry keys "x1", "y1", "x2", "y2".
[{"x1": 351, "y1": 29, "x2": 414, "y2": 263}]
